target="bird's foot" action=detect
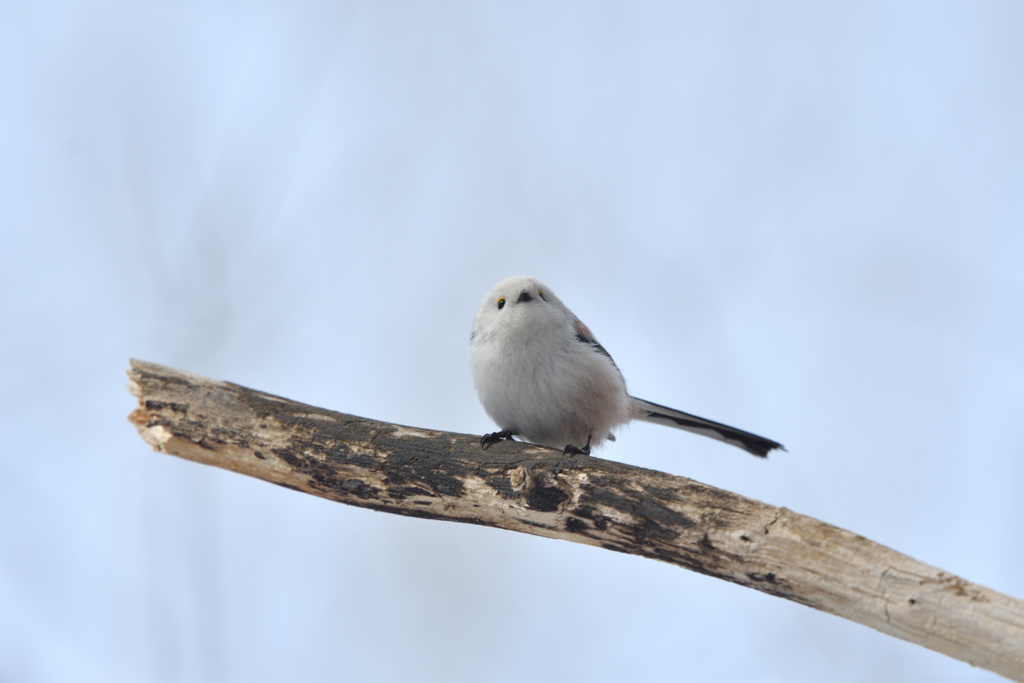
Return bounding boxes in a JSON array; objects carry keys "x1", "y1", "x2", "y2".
[
  {"x1": 481, "y1": 430, "x2": 515, "y2": 449},
  {"x1": 562, "y1": 435, "x2": 592, "y2": 457}
]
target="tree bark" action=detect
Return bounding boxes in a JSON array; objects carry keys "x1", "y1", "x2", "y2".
[{"x1": 127, "y1": 359, "x2": 1024, "y2": 680}]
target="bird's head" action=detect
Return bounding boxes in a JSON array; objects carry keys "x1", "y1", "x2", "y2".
[{"x1": 471, "y1": 275, "x2": 565, "y2": 344}]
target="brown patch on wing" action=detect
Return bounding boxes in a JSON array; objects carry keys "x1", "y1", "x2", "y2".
[
  {"x1": 573, "y1": 318, "x2": 597, "y2": 344},
  {"x1": 573, "y1": 317, "x2": 618, "y2": 368}
]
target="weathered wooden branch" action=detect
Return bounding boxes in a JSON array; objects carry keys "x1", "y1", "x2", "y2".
[{"x1": 127, "y1": 359, "x2": 1024, "y2": 680}]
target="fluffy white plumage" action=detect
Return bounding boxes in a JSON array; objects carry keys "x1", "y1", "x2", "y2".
[{"x1": 469, "y1": 275, "x2": 783, "y2": 457}]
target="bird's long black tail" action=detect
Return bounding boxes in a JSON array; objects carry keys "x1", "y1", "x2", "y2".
[{"x1": 629, "y1": 396, "x2": 784, "y2": 458}]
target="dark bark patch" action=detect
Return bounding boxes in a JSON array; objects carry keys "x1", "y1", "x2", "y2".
[
  {"x1": 525, "y1": 481, "x2": 569, "y2": 512},
  {"x1": 339, "y1": 478, "x2": 375, "y2": 499},
  {"x1": 584, "y1": 485, "x2": 694, "y2": 531},
  {"x1": 572, "y1": 505, "x2": 610, "y2": 531},
  {"x1": 633, "y1": 498, "x2": 694, "y2": 530},
  {"x1": 391, "y1": 485, "x2": 439, "y2": 501},
  {"x1": 565, "y1": 517, "x2": 588, "y2": 533},
  {"x1": 573, "y1": 505, "x2": 597, "y2": 519},
  {"x1": 275, "y1": 449, "x2": 304, "y2": 469},
  {"x1": 485, "y1": 475, "x2": 521, "y2": 500},
  {"x1": 632, "y1": 518, "x2": 678, "y2": 542},
  {"x1": 145, "y1": 400, "x2": 190, "y2": 414}
]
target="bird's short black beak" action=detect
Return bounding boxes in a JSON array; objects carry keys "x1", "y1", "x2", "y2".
[{"x1": 517, "y1": 289, "x2": 533, "y2": 303}]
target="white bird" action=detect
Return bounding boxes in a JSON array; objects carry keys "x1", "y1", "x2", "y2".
[{"x1": 470, "y1": 275, "x2": 783, "y2": 457}]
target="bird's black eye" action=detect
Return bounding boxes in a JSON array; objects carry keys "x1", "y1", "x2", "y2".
[
  {"x1": 497, "y1": 297, "x2": 505, "y2": 310},
  {"x1": 538, "y1": 290, "x2": 547, "y2": 301}
]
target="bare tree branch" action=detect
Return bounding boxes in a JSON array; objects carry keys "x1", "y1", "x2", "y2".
[{"x1": 127, "y1": 359, "x2": 1024, "y2": 681}]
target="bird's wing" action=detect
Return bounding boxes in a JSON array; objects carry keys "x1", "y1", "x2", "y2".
[
  {"x1": 629, "y1": 396, "x2": 784, "y2": 458},
  {"x1": 572, "y1": 317, "x2": 618, "y2": 367}
]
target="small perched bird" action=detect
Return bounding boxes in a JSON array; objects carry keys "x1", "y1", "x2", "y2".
[{"x1": 470, "y1": 275, "x2": 783, "y2": 457}]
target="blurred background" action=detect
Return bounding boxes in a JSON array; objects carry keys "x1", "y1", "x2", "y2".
[{"x1": 1, "y1": 2, "x2": 1021, "y2": 681}]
